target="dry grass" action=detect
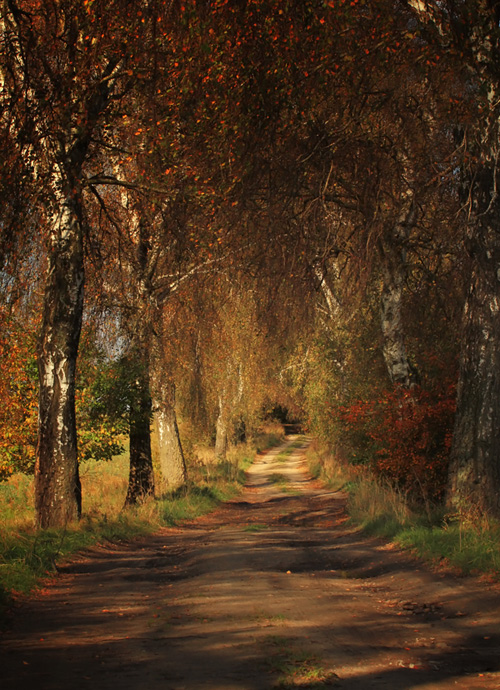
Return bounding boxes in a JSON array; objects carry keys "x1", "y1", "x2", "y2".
[
  {"x1": 79, "y1": 451, "x2": 130, "y2": 520},
  {"x1": 307, "y1": 440, "x2": 416, "y2": 535},
  {"x1": 253, "y1": 421, "x2": 286, "y2": 452},
  {"x1": 0, "y1": 472, "x2": 34, "y2": 530},
  {"x1": 347, "y1": 477, "x2": 414, "y2": 536},
  {"x1": 305, "y1": 439, "x2": 354, "y2": 491}
]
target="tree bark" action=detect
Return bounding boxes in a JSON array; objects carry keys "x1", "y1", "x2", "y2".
[
  {"x1": 153, "y1": 380, "x2": 187, "y2": 493},
  {"x1": 380, "y1": 248, "x2": 415, "y2": 388},
  {"x1": 379, "y1": 175, "x2": 417, "y2": 388},
  {"x1": 405, "y1": 0, "x2": 500, "y2": 518},
  {"x1": 188, "y1": 332, "x2": 209, "y2": 436},
  {"x1": 214, "y1": 362, "x2": 244, "y2": 458},
  {"x1": 1, "y1": 4, "x2": 123, "y2": 526},
  {"x1": 447, "y1": 165, "x2": 500, "y2": 517},
  {"x1": 35, "y1": 187, "x2": 84, "y2": 528},
  {"x1": 124, "y1": 346, "x2": 155, "y2": 506},
  {"x1": 215, "y1": 394, "x2": 229, "y2": 459},
  {"x1": 315, "y1": 262, "x2": 342, "y2": 324}
]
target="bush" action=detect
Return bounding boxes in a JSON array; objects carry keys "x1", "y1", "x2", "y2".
[
  {"x1": 0, "y1": 312, "x2": 38, "y2": 479},
  {"x1": 337, "y1": 382, "x2": 456, "y2": 503}
]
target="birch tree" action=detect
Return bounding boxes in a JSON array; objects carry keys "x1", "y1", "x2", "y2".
[
  {"x1": 0, "y1": 0, "x2": 177, "y2": 526},
  {"x1": 1, "y1": 1, "x2": 122, "y2": 526}
]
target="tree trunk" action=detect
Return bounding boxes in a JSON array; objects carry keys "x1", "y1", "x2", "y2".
[
  {"x1": 153, "y1": 381, "x2": 187, "y2": 493},
  {"x1": 214, "y1": 361, "x2": 245, "y2": 458},
  {"x1": 215, "y1": 395, "x2": 229, "y2": 460},
  {"x1": 124, "y1": 347, "x2": 155, "y2": 505},
  {"x1": 380, "y1": 252, "x2": 415, "y2": 388},
  {"x1": 35, "y1": 189, "x2": 84, "y2": 528},
  {"x1": 188, "y1": 332, "x2": 209, "y2": 436},
  {"x1": 1, "y1": 4, "x2": 123, "y2": 526},
  {"x1": 447, "y1": 166, "x2": 500, "y2": 517},
  {"x1": 379, "y1": 181, "x2": 417, "y2": 388},
  {"x1": 314, "y1": 261, "x2": 341, "y2": 324},
  {"x1": 404, "y1": 0, "x2": 500, "y2": 517}
]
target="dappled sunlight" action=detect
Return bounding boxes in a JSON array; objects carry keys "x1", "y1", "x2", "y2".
[{"x1": 2, "y1": 438, "x2": 499, "y2": 689}]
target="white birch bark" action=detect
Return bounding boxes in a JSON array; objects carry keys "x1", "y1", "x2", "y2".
[
  {"x1": 35, "y1": 177, "x2": 84, "y2": 526},
  {"x1": 214, "y1": 393, "x2": 229, "y2": 460},
  {"x1": 379, "y1": 155, "x2": 417, "y2": 388},
  {"x1": 153, "y1": 380, "x2": 187, "y2": 493},
  {"x1": 314, "y1": 262, "x2": 341, "y2": 324}
]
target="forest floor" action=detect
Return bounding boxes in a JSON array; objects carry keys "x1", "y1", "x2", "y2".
[{"x1": 1, "y1": 436, "x2": 500, "y2": 690}]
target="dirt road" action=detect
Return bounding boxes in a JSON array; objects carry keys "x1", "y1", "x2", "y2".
[{"x1": 2, "y1": 436, "x2": 500, "y2": 689}]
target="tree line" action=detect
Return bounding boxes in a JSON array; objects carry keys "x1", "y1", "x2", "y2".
[{"x1": 1, "y1": 0, "x2": 499, "y2": 527}]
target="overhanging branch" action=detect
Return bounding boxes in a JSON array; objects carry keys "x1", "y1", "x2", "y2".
[{"x1": 85, "y1": 174, "x2": 174, "y2": 196}]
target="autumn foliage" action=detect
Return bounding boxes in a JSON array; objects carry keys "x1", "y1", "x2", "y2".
[
  {"x1": 338, "y1": 382, "x2": 456, "y2": 502},
  {"x1": 0, "y1": 311, "x2": 38, "y2": 480},
  {"x1": 0, "y1": 315, "x2": 126, "y2": 479}
]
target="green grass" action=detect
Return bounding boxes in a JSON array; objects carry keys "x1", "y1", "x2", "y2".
[
  {"x1": 347, "y1": 477, "x2": 500, "y2": 578},
  {"x1": 396, "y1": 518, "x2": 500, "y2": 577},
  {"x1": 243, "y1": 523, "x2": 268, "y2": 532},
  {"x1": 252, "y1": 611, "x2": 286, "y2": 623},
  {"x1": 269, "y1": 472, "x2": 289, "y2": 487},
  {"x1": 268, "y1": 472, "x2": 301, "y2": 496},
  {"x1": 276, "y1": 451, "x2": 294, "y2": 462},
  {"x1": 0, "y1": 461, "x2": 176, "y2": 591},
  {"x1": 160, "y1": 483, "x2": 237, "y2": 525},
  {"x1": 0, "y1": 510, "x2": 159, "y2": 599}
]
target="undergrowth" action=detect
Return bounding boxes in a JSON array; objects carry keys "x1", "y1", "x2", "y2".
[
  {"x1": 0, "y1": 432, "x2": 275, "y2": 616},
  {"x1": 306, "y1": 440, "x2": 500, "y2": 581}
]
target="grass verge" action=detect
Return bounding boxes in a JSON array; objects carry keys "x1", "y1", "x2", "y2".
[
  {"x1": 160, "y1": 482, "x2": 237, "y2": 526},
  {"x1": 306, "y1": 440, "x2": 500, "y2": 581},
  {"x1": 0, "y1": 512, "x2": 157, "y2": 599},
  {"x1": 396, "y1": 516, "x2": 500, "y2": 577}
]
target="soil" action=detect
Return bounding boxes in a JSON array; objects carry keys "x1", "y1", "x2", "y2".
[{"x1": 1, "y1": 436, "x2": 500, "y2": 689}]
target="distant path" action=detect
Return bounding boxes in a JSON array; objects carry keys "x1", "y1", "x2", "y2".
[{"x1": 1, "y1": 436, "x2": 500, "y2": 689}]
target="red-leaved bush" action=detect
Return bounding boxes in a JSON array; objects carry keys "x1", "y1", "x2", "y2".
[{"x1": 338, "y1": 382, "x2": 456, "y2": 502}]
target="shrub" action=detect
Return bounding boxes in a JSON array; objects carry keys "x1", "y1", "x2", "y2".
[{"x1": 338, "y1": 382, "x2": 456, "y2": 502}]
